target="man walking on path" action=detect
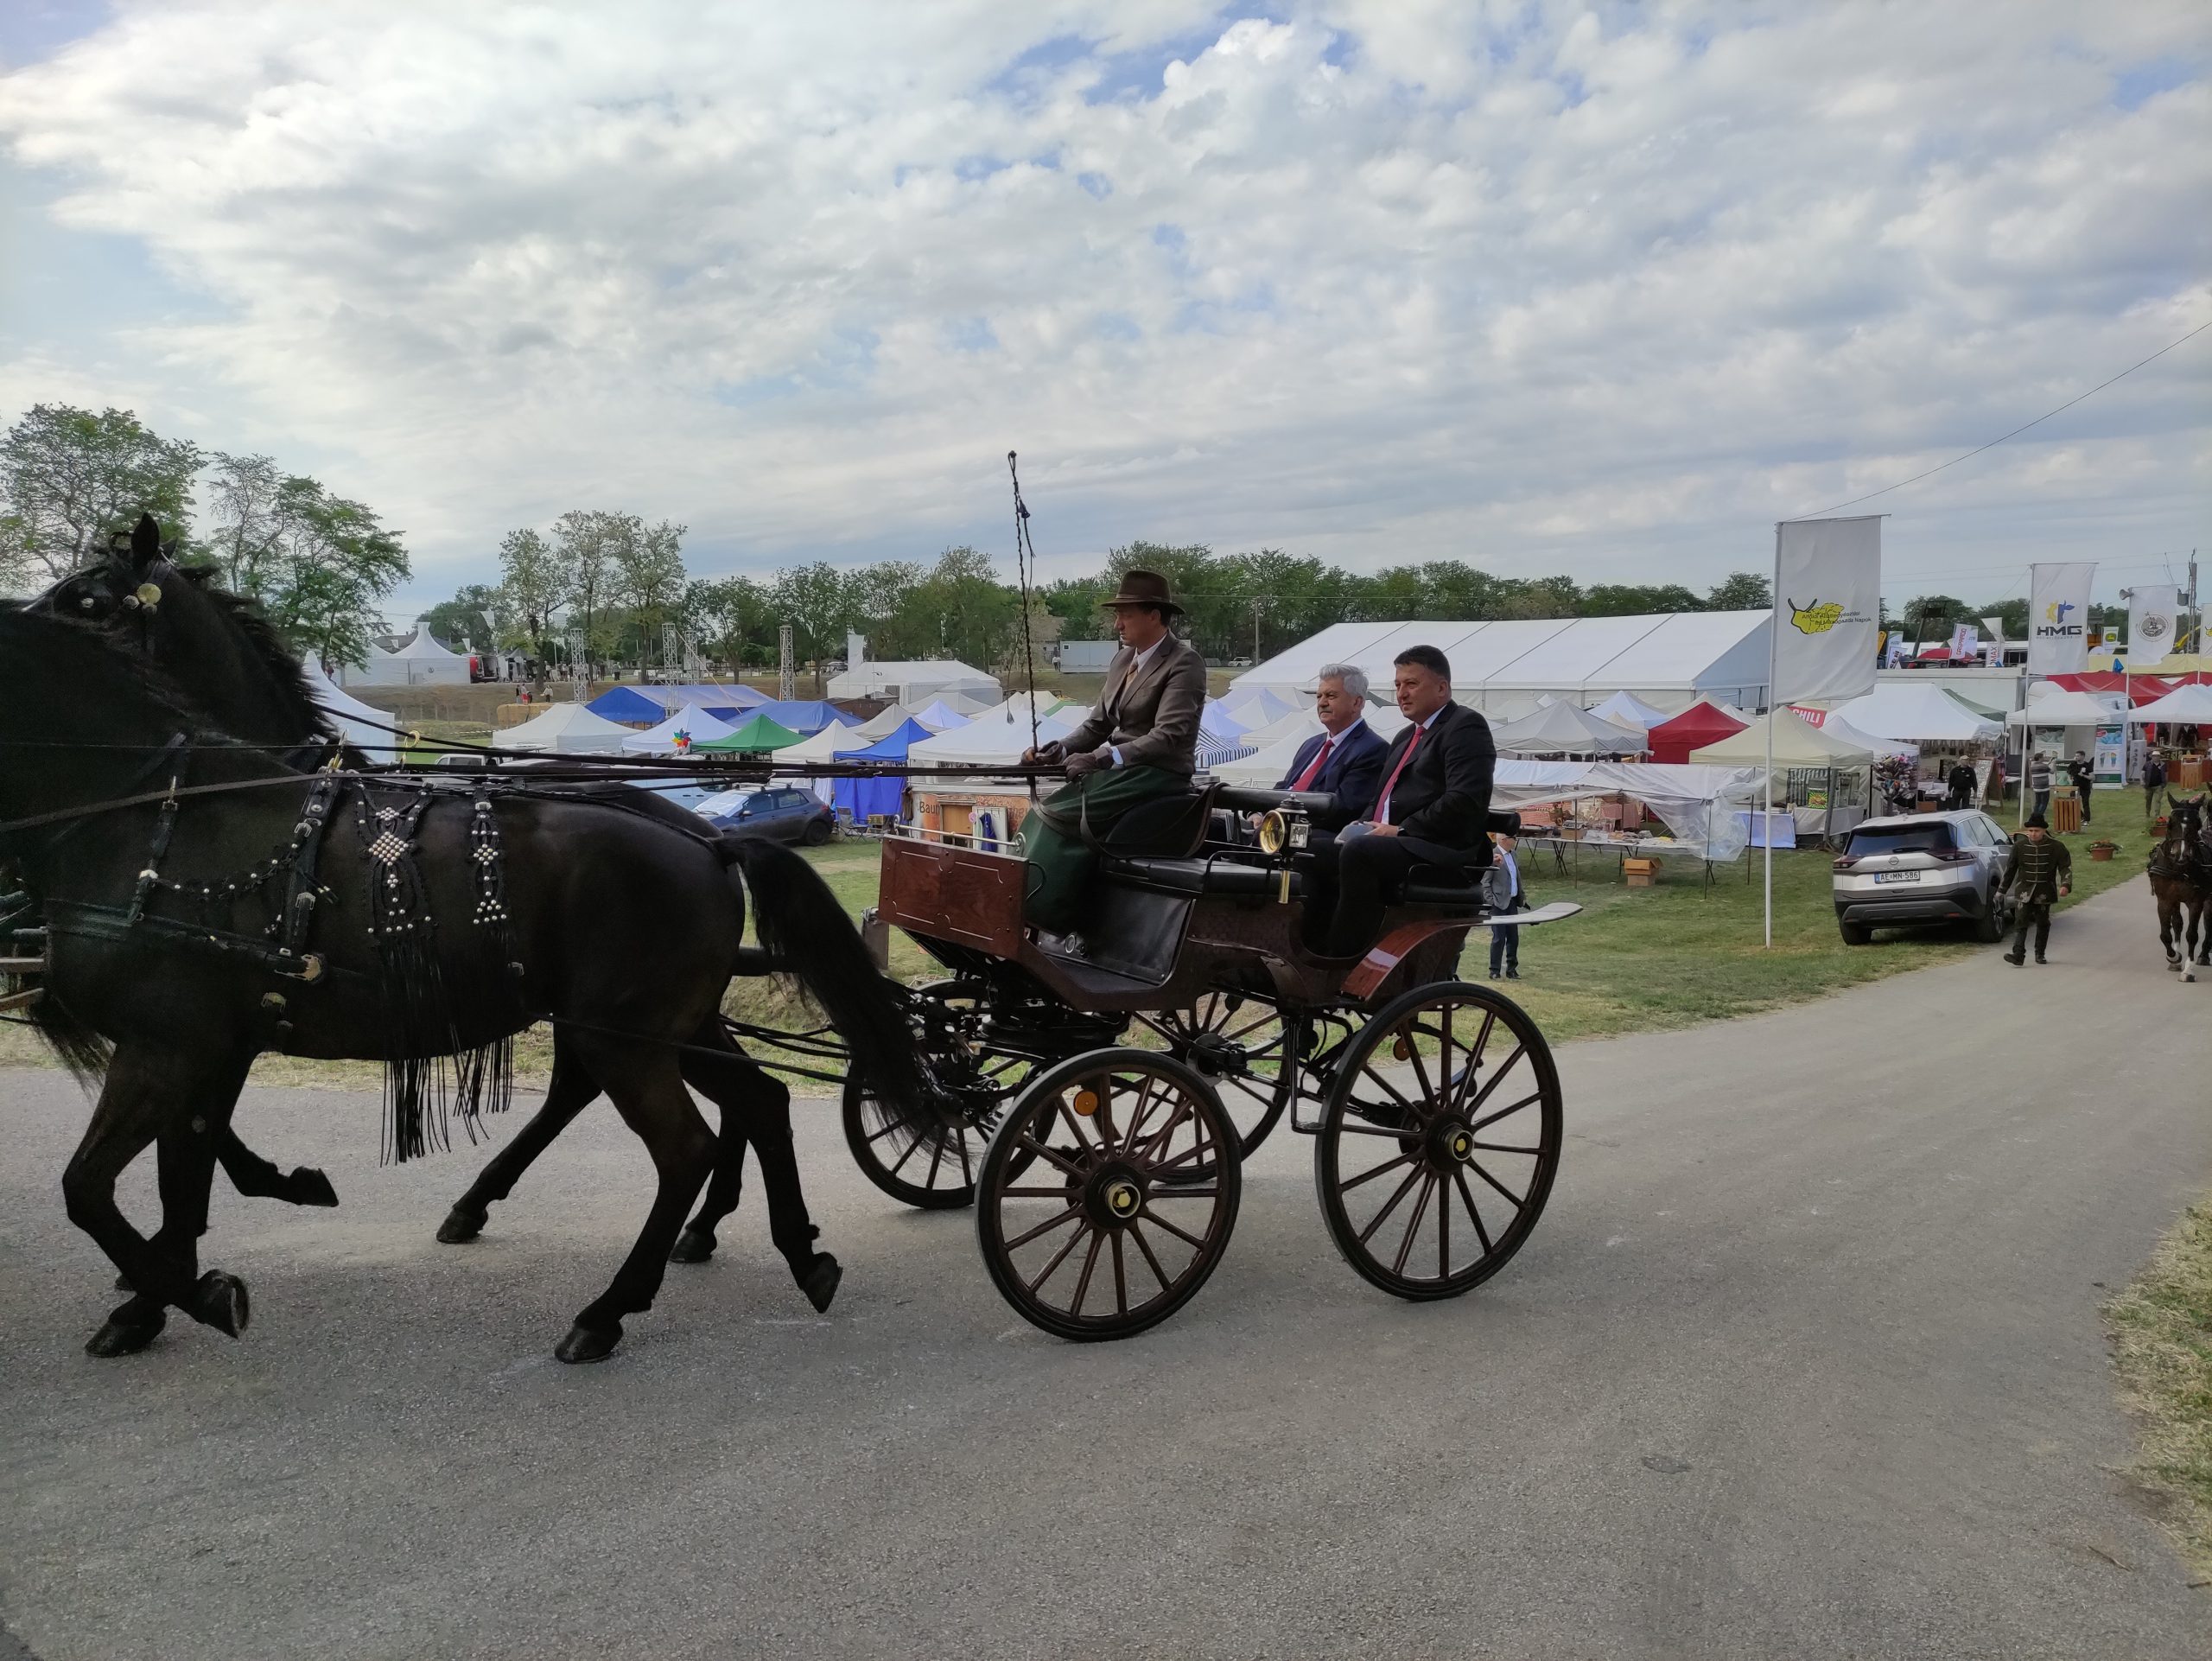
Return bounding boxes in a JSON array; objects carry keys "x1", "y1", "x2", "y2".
[
  {"x1": 1484, "y1": 831, "x2": 1525, "y2": 980},
  {"x1": 2065, "y1": 751, "x2": 2094, "y2": 825},
  {"x1": 2029, "y1": 752, "x2": 2053, "y2": 823},
  {"x1": 1946, "y1": 759, "x2": 1975, "y2": 811},
  {"x1": 2143, "y1": 749, "x2": 2166, "y2": 818},
  {"x1": 2000, "y1": 813, "x2": 2072, "y2": 966}
]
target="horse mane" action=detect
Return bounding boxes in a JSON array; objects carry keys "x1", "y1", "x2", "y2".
[{"x1": 175, "y1": 565, "x2": 334, "y2": 734}]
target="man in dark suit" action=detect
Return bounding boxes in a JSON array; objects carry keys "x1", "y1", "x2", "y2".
[
  {"x1": 1306, "y1": 643, "x2": 1497, "y2": 958},
  {"x1": 1269, "y1": 663, "x2": 1389, "y2": 828}
]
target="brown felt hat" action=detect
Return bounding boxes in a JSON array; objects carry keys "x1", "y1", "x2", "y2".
[{"x1": 1099, "y1": 569, "x2": 1184, "y2": 614}]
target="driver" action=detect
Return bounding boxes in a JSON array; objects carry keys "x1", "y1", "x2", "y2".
[{"x1": 1020, "y1": 570, "x2": 1207, "y2": 935}]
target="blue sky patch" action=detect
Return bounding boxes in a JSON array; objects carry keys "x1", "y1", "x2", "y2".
[{"x1": 2112, "y1": 55, "x2": 2196, "y2": 111}]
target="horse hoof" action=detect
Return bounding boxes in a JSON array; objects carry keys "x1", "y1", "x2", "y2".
[
  {"x1": 289, "y1": 1167, "x2": 340, "y2": 1208},
  {"x1": 86, "y1": 1305, "x2": 166, "y2": 1357},
  {"x1": 799, "y1": 1253, "x2": 842, "y2": 1314},
  {"x1": 192, "y1": 1271, "x2": 250, "y2": 1338},
  {"x1": 669, "y1": 1226, "x2": 717, "y2": 1264},
  {"x1": 435, "y1": 1206, "x2": 487, "y2": 1244},
  {"x1": 555, "y1": 1322, "x2": 621, "y2": 1364}
]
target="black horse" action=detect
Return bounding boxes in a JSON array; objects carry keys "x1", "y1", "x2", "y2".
[
  {"x1": 0, "y1": 606, "x2": 923, "y2": 1362},
  {"x1": 2148, "y1": 792, "x2": 2212, "y2": 980},
  {"x1": 35, "y1": 518, "x2": 807, "y2": 1265}
]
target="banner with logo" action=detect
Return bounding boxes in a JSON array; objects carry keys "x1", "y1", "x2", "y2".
[
  {"x1": 1949, "y1": 622, "x2": 1979, "y2": 661},
  {"x1": 2027, "y1": 562, "x2": 2096, "y2": 676},
  {"x1": 2127, "y1": 584, "x2": 2178, "y2": 669},
  {"x1": 1773, "y1": 516, "x2": 1880, "y2": 703}
]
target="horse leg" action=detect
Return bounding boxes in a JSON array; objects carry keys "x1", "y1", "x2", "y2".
[
  {"x1": 553, "y1": 1041, "x2": 715, "y2": 1364},
  {"x1": 67, "y1": 1044, "x2": 251, "y2": 1356},
  {"x1": 213, "y1": 1125, "x2": 339, "y2": 1209},
  {"x1": 437, "y1": 1030, "x2": 601, "y2": 1243},
  {"x1": 2159, "y1": 901, "x2": 2181, "y2": 970},
  {"x1": 669, "y1": 1029, "x2": 760, "y2": 1264}
]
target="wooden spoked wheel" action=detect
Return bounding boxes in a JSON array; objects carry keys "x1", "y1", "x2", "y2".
[
  {"x1": 976, "y1": 1049, "x2": 1242, "y2": 1340},
  {"x1": 1135, "y1": 990, "x2": 1295, "y2": 1163},
  {"x1": 1313, "y1": 982, "x2": 1561, "y2": 1301},
  {"x1": 842, "y1": 982, "x2": 1036, "y2": 1210}
]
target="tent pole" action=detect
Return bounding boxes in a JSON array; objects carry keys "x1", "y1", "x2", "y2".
[{"x1": 1764, "y1": 523, "x2": 1781, "y2": 948}]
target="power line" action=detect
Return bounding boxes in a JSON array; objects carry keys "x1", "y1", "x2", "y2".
[{"x1": 1794, "y1": 317, "x2": 2212, "y2": 519}]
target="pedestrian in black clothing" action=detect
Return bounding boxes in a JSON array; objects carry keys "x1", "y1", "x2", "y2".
[
  {"x1": 2143, "y1": 749, "x2": 2167, "y2": 818},
  {"x1": 2066, "y1": 751, "x2": 2094, "y2": 825},
  {"x1": 2000, "y1": 814, "x2": 2072, "y2": 965},
  {"x1": 1945, "y1": 759, "x2": 1975, "y2": 811}
]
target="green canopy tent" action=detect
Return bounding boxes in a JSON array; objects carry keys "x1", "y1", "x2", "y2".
[{"x1": 694, "y1": 714, "x2": 804, "y2": 754}]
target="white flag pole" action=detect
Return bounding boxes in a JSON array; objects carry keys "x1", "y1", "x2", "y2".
[{"x1": 1764, "y1": 521, "x2": 1781, "y2": 948}]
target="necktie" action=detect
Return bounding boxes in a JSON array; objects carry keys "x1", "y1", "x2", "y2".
[
  {"x1": 1290, "y1": 736, "x2": 1334, "y2": 792},
  {"x1": 1374, "y1": 722, "x2": 1425, "y2": 823}
]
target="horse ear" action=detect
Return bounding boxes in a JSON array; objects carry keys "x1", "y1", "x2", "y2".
[
  {"x1": 129, "y1": 512, "x2": 162, "y2": 571},
  {"x1": 2168, "y1": 791, "x2": 2180, "y2": 811}
]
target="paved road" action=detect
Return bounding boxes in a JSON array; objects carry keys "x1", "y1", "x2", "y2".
[{"x1": 3, "y1": 877, "x2": 2208, "y2": 1659}]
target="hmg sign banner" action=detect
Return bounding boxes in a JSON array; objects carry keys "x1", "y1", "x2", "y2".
[{"x1": 2027, "y1": 562, "x2": 2096, "y2": 676}]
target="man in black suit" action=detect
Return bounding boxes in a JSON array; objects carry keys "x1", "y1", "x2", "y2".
[
  {"x1": 1306, "y1": 643, "x2": 1497, "y2": 958},
  {"x1": 1268, "y1": 663, "x2": 1389, "y2": 828}
]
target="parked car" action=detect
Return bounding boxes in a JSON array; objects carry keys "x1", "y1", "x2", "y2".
[
  {"x1": 1831, "y1": 810, "x2": 2016, "y2": 945},
  {"x1": 711, "y1": 787, "x2": 836, "y2": 845}
]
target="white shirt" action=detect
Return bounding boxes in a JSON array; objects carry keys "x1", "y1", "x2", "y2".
[
  {"x1": 1374, "y1": 705, "x2": 1446, "y2": 824},
  {"x1": 1108, "y1": 638, "x2": 1166, "y2": 767}
]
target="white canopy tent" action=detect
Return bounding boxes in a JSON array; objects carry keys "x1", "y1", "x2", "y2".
[
  {"x1": 619, "y1": 703, "x2": 738, "y2": 755},
  {"x1": 1822, "y1": 682, "x2": 2001, "y2": 744},
  {"x1": 489, "y1": 702, "x2": 632, "y2": 754},
  {"x1": 908, "y1": 699, "x2": 973, "y2": 732},
  {"x1": 341, "y1": 624, "x2": 472, "y2": 687},
  {"x1": 1491, "y1": 701, "x2": 1649, "y2": 756},
  {"x1": 1689, "y1": 708, "x2": 1883, "y2": 768},
  {"x1": 2126, "y1": 684, "x2": 2212, "y2": 726},
  {"x1": 1588, "y1": 690, "x2": 1672, "y2": 729},
  {"x1": 824, "y1": 659, "x2": 1001, "y2": 705},
  {"x1": 1230, "y1": 612, "x2": 1771, "y2": 713},
  {"x1": 303, "y1": 661, "x2": 404, "y2": 760},
  {"x1": 906, "y1": 710, "x2": 1077, "y2": 766},
  {"x1": 2008, "y1": 689, "x2": 2125, "y2": 728}
]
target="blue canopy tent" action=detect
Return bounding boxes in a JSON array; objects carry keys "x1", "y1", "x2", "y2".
[
  {"x1": 586, "y1": 685, "x2": 666, "y2": 725},
  {"x1": 831, "y1": 717, "x2": 931, "y2": 824},
  {"x1": 756, "y1": 699, "x2": 861, "y2": 737}
]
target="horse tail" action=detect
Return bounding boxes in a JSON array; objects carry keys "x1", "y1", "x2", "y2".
[{"x1": 719, "y1": 837, "x2": 925, "y2": 1118}]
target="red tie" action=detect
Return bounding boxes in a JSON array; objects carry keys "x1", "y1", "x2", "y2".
[
  {"x1": 1291, "y1": 736, "x2": 1334, "y2": 792},
  {"x1": 1374, "y1": 722, "x2": 1425, "y2": 823}
]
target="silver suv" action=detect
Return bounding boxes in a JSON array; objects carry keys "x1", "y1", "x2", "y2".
[{"x1": 1832, "y1": 810, "x2": 2017, "y2": 945}]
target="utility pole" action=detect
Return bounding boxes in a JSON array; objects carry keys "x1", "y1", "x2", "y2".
[
  {"x1": 1251, "y1": 595, "x2": 1262, "y2": 664},
  {"x1": 778, "y1": 623, "x2": 796, "y2": 702}
]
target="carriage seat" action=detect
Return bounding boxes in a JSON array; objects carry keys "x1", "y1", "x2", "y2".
[
  {"x1": 1096, "y1": 783, "x2": 1220, "y2": 858},
  {"x1": 1100, "y1": 854, "x2": 1304, "y2": 901},
  {"x1": 1394, "y1": 862, "x2": 1486, "y2": 911}
]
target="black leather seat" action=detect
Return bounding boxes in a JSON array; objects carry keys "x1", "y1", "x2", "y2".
[{"x1": 1098, "y1": 786, "x2": 1219, "y2": 859}]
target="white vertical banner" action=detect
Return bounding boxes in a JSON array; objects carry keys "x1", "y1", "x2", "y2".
[
  {"x1": 2027, "y1": 562, "x2": 2096, "y2": 675},
  {"x1": 2127, "y1": 583, "x2": 2178, "y2": 668},
  {"x1": 1949, "y1": 622, "x2": 1979, "y2": 660},
  {"x1": 1772, "y1": 516, "x2": 1881, "y2": 703}
]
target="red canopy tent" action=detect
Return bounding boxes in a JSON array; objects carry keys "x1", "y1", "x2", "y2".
[{"x1": 1647, "y1": 699, "x2": 1751, "y2": 765}]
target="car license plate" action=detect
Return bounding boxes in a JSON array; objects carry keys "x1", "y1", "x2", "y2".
[{"x1": 1873, "y1": 870, "x2": 1921, "y2": 884}]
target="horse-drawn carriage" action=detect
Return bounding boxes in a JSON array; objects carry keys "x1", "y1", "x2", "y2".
[
  {"x1": 792, "y1": 786, "x2": 1577, "y2": 1340},
  {"x1": 2, "y1": 525, "x2": 1576, "y2": 1359}
]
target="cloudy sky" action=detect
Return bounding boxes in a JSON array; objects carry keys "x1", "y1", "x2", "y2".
[{"x1": 1, "y1": 1, "x2": 2205, "y2": 625}]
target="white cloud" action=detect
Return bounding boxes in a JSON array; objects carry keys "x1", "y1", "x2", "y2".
[{"x1": 0, "y1": 0, "x2": 2206, "y2": 618}]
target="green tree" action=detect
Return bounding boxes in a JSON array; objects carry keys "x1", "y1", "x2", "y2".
[
  {"x1": 611, "y1": 517, "x2": 688, "y2": 671},
  {"x1": 249, "y1": 477, "x2": 409, "y2": 671},
  {"x1": 498, "y1": 528, "x2": 564, "y2": 690},
  {"x1": 770, "y1": 562, "x2": 861, "y2": 679},
  {"x1": 551, "y1": 509, "x2": 620, "y2": 674},
  {"x1": 420, "y1": 583, "x2": 507, "y2": 656},
  {"x1": 1706, "y1": 571, "x2": 1771, "y2": 610},
  {"x1": 685, "y1": 574, "x2": 773, "y2": 670},
  {"x1": 0, "y1": 404, "x2": 202, "y2": 584},
  {"x1": 1901, "y1": 593, "x2": 1968, "y2": 646}
]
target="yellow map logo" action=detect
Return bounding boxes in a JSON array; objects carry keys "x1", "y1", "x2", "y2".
[{"x1": 1789, "y1": 598, "x2": 1845, "y2": 635}]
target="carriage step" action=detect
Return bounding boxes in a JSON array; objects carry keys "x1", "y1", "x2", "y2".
[
  {"x1": 0, "y1": 986, "x2": 45, "y2": 1014},
  {"x1": 0, "y1": 956, "x2": 46, "y2": 974}
]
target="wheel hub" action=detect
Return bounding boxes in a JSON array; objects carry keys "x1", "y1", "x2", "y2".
[
  {"x1": 1084, "y1": 1161, "x2": 1147, "y2": 1230},
  {"x1": 1427, "y1": 1116, "x2": 1477, "y2": 1171}
]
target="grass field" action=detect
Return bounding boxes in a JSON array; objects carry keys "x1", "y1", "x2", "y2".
[{"x1": 2107, "y1": 1200, "x2": 2212, "y2": 1580}]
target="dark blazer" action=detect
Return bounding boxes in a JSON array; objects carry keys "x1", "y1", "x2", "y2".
[
  {"x1": 1274, "y1": 719, "x2": 1389, "y2": 825},
  {"x1": 1058, "y1": 633, "x2": 1210, "y2": 777},
  {"x1": 1371, "y1": 702, "x2": 1496, "y2": 857}
]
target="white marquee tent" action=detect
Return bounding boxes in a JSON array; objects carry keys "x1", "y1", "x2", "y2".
[
  {"x1": 340, "y1": 623, "x2": 472, "y2": 688},
  {"x1": 304, "y1": 661, "x2": 404, "y2": 760},
  {"x1": 1822, "y1": 683, "x2": 2002, "y2": 744},
  {"x1": 1588, "y1": 690, "x2": 1672, "y2": 729},
  {"x1": 1230, "y1": 612, "x2": 1771, "y2": 714},
  {"x1": 1491, "y1": 701, "x2": 1649, "y2": 756},
  {"x1": 824, "y1": 659, "x2": 1002, "y2": 706},
  {"x1": 490, "y1": 702, "x2": 633, "y2": 754},
  {"x1": 620, "y1": 703, "x2": 738, "y2": 754}
]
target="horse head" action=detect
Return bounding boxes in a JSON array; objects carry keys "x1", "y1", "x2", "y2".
[{"x1": 29, "y1": 512, "x2": 335, "y2": 754}]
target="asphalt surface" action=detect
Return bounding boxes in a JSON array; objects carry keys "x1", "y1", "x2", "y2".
[{"x1": 2, "y1": 876, "x2": 2208, "y2": 1659}]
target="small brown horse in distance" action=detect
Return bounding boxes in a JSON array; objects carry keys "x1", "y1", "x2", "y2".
[{"x1": 2148, "y1": 792, "x2": 2212, "y2": 981}]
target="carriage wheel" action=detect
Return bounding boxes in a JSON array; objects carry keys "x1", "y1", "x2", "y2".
[
  {"x1": 1135, "y1": 990, "x2": 1295, "y2": 1164},
  {"x1": 976, "y1": 1049, "x2": 1242, "y2": 1340},
  {"x1": 842, "y1": 982, "x2": 1034, "y2": 1210},
  {"x1": 1313, "y1": 981, "x2": 1561, "y2": 1301}
]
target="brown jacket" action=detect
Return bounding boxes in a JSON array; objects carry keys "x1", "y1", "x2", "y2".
[{"x1": 1060, "y1": 633, "x2": 1210, "y2": 776}]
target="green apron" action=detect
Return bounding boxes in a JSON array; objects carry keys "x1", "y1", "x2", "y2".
[{"x1": 1020, "y1": 764, "x2": 1189, "y2": 932}]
